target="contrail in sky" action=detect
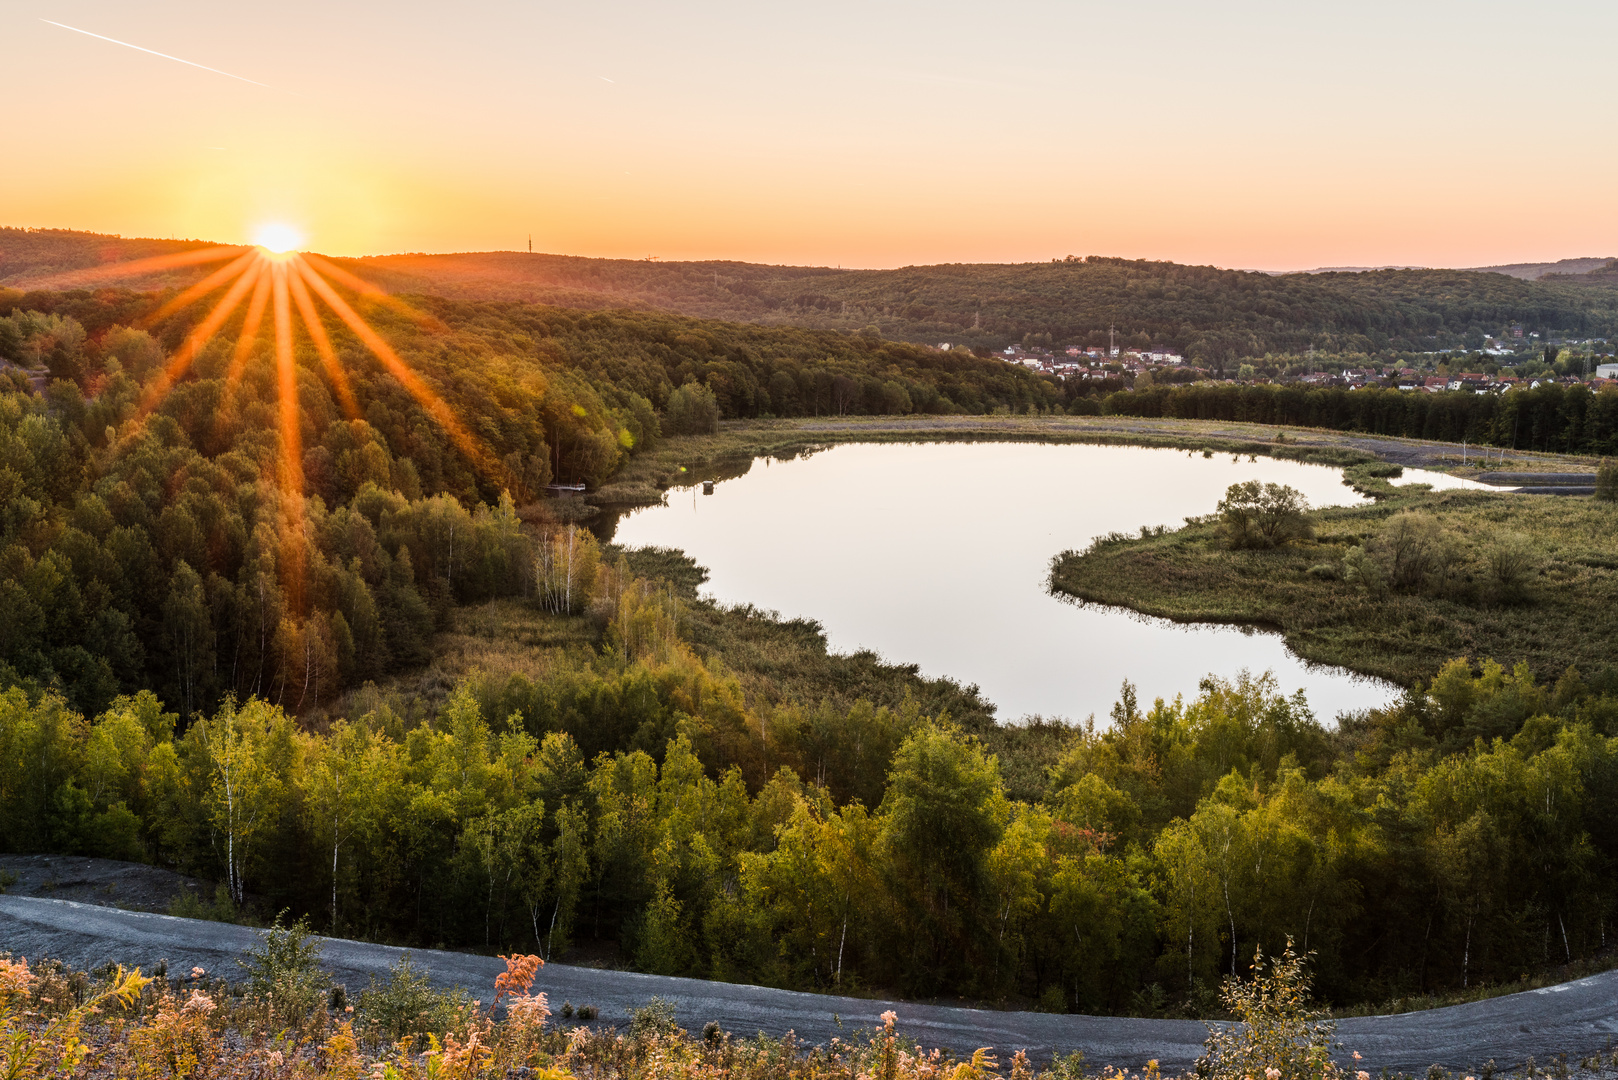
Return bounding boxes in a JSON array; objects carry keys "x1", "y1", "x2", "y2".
[{"x1": 39, "y1": 19, "x2": 272, "y2": 88}]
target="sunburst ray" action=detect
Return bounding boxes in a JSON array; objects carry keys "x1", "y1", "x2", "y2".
[
  {"x1": 220, "y1": 264, "x2": 273, "y2": 419},
  {"x1": 25, "y1": 245, "x2": 246, "y2": 289},
  {"x1": 293, "y1": 256, "x2": 509, "y2": 485},
  {"x1": 299, "y1": 252, "x2": 445, "y2": 331},
  {"x1": 135, "y1": 259, "x2": 261, "y2": 417},
  {"x1": 287, "y1": 263, "x2": 362, "y2": 420},
  {"x1": 271, "y1": 262, "x2": 303, "y2": 494},
  {"x1": 271, "y1": 261, "x2": 307, "y2": 613},
  {"x1": 138, "y1": 250, "x2": 259, "y2": 328}
]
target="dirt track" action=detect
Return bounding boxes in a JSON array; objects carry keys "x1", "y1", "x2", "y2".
[{"x1": 6, "y1": 895, "x2": 1618, "y2": 1073}]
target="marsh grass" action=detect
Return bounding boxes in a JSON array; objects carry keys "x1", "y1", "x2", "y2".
[{"x1": 1051, "y1": 485, "x2": 1618, "y2": 687}]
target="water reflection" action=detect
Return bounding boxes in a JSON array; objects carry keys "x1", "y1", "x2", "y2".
[{"x1": 605, "y1": 442, "x2": 1400, "y2": 724}]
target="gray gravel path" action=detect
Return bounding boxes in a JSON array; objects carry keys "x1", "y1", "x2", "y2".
[{"x1": 4, "y1": 896, "x2": 1618, "y2": 1073}]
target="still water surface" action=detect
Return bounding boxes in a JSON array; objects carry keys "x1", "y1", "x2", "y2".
[{"x1": 608, "y1": 443, "x2": 1435, "y2": 723}]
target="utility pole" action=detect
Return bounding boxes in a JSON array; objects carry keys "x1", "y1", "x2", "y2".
[
  {"x1": 528, "y1": 234, "x2": 532, "y2": 253},
  {"x1": 1109, "y1": 325, "x2": 1115, "y2": 357}
]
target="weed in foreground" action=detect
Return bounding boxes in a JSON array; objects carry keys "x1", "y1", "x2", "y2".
[{"x1": 1197, "y1": 940, "x2": 1347, "y2": 1080}]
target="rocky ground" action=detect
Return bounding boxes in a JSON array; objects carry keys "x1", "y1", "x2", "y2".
[{"x1": 0, "y1": 854, "x2": 210, "y2": 914}]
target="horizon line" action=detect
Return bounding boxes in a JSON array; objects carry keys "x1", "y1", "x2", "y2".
[{"x1": 1, "y1": 223, "x2": 1611, "y2": 277}]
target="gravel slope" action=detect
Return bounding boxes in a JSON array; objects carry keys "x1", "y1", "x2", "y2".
[
  {"x1": 0, "y1": 855, "x2": 209, "y2": 912},
  {"x1": 6, "y1": 896, "x2": 1618, "y2": 1072}
]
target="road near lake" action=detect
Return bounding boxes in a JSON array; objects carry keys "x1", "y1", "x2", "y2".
[{"x1": 4, "y1": 895, "x2": 1616, "y2": 1073}]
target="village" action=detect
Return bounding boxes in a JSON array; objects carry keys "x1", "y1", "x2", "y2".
[{"x1": 960, "y1": 328, "x2": 1618, "y2": 395}]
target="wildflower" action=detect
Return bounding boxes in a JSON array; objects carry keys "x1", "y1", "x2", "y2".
[
  {"x1": 191, "y1": 966, "x2": 206, "y2": 979},
  {"x1": 268, "y1": 1050, "x2": 285, "y2": 1069},
  {"x1": 184, "y1": 990, "x2": 217, "y2": 1014},
  {"x1": 0, "y1": 958, "x2": 32, "y2": 998},
  {"x1": 1266, "y1": 1070, "x2": 1282, "y2": 1080},
  {"x1": 1353, "y1": 1053, "x2": 1362, "y2": 1061},
  {"x1": 881, "y1": 1010, "x2": 898, "y2": 1034},
  {"x1": 494, "y1": 954, "x2": 544, "y2": 1004},
  {"x1": 1358, "y1": 1073, "x2": 1371, "y2": 1080}
]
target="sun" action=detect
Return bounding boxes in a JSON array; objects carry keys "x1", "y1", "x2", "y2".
[{"x1": 253, "y1": 222, "x2": 304, "y2": 253}]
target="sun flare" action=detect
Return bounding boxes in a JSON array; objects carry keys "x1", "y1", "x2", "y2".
[
  {"x1": 28, "y1": 232, "x2": 511, "y2": 545},
  {"x1": 253, "y1": 222, "x2": 304, "y2": 253}
]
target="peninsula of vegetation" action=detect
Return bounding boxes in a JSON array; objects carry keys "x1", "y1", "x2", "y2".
[{"x1": 1050, "y1": 462, "x2": 1618, "y2": 688}]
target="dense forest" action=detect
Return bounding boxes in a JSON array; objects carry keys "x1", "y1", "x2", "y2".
[
  {"x1": 5, "y1": 591, "x2": 1618, "y2": 1014},
  {"x1": 1092, "y1": 381, "x2": 1618, "y2": 456},
  {"x1": 9, "y1": 229, "x2": 1618, "y2": 364}
]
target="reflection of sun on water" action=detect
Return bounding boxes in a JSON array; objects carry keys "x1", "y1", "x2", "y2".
[{"x1": 253, "y1": 223, "x2": 304, "y2": 254}]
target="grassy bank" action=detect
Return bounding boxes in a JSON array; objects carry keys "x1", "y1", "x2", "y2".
[
  {"x1": 341, "y1": 546, "x2": 1078, "y2": 804},
  {"x1": 1049, "y1": 481, "x2": 1618, "y2": 690}
]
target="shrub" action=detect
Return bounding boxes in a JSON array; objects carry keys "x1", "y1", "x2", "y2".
[
  {"x1": 167, "y1": 884, "x2": 242, "y2": 924},
  {"x1": 1197, "y1": 941, "x2": 1349, "y2": 1080},
  {"x1": 1217, "y1": 481, "x2": 1314, "y2": 549},
  {"x1": 1486, "y1": 532, "x2": 1536, "y2": 603},
  {"x1": 356, "y1": 954, "x2": 471, "y2": 1042},
  {"x1": 629, "y1": 996, "x2": 678, "y2": 1039},
  {"x1": 1597, "y1": 458, "x2": 1617, "y2": 502},
  {"x1": 1372, "y1": 512, "x2": 1450, "y2": 592},
  {"x1": 665, "y1": 383, "x2": 720, "y2": 436},
  {"x1": 238, "y1": 913, "x2": 329, "y2": 1023}
]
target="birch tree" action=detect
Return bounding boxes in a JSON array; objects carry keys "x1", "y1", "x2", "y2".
[{"x1": 199, "y1": 698, "x2": 291, "y2": 905}]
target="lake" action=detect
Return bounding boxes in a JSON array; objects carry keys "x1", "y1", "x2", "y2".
[{"x1": 603, "y1": 442, "x2": 1462, "y2": 724}]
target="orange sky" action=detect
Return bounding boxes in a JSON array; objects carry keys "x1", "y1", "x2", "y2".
[{"x1": 6, "y1": 0, "x2": 1616, "y2": 270}]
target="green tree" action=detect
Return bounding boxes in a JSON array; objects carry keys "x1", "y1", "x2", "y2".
[
  {"x1": 1596, "y1": 458, "x2": 1617, "y2": 502},
  {"x1": 879, "y1": 722, "x2": 1007, "y2": 993},
  {"x1": 196, "y1": 697, "x2": 295, "y2": 905},
  {"x1": 664, "y1": 383, "x2": 720, "y2": 435},
  {"x1": 1216, "y1": 481, "x2": 1313, "y2": 549},
  {"x1": 162, "y1": 561, "x2": 213, "y2": 720}
]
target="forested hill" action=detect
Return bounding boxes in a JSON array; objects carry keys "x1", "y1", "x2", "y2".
[
  {"x1": 8, "y1": 228, "x2": 1618, "y2": 364},
  {"x1": 0, "y1": 280, "x2": 1064, "y2": 718}
]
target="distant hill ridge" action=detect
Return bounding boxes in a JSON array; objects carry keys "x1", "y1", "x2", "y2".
[
  {"x1": 5, "y1": 227, "x2": 1618, "y2": 361},
  {"x1": 1464, "y1": 257, "x2": 1617, "y2": 280}
]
